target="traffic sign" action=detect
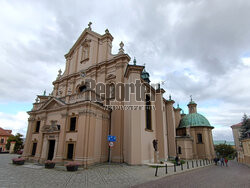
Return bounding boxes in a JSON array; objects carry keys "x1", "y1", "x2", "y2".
[
  {"x1": 109, "y1": 142, "x2": 114, "y2": 147},
  {"x1": 108, "y1": 135, "x2": 116, "y2": 142}
]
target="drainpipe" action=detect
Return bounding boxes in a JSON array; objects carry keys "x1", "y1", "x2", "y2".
[{"x1": 108, "y1": 109, "x2": 112, "y2": 162}]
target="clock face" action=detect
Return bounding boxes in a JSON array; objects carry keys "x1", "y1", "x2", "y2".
[{"x1": 81, "y1": 72, "x2": 86, "y2": 77}]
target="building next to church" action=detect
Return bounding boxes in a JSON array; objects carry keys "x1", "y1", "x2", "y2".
[
  {"x1": 22, "y1": 23, "x2": 215, "y2": 166},
  {"x1": 231, "y1": 122, "x2": 242, "y2": 154},
  {"x1": 0, "y1": 127, "x2": 13, "y2": 152},
  {"x1": 231, "y1": 121, "x2": 250, "y2": 165}
]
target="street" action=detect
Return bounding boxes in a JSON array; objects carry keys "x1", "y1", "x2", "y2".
[{"x1": 134, "y1": 160, "x2": 250, "y2": 188}]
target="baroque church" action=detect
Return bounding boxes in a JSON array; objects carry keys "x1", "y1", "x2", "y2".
[{"x1": 22, "y1": 23, "x2": 215, "y2": 166}]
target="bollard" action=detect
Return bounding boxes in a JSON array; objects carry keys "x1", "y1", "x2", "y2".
[
  {"x1": 203, "y1": 160, "x2": 205, "y2": 166},
  {"x1": 174, "y1": 164, "x2": 176, "y2": 172},
  {"x1": 187, "y1": 161, "x2": 189, "y2": 169},
  {"x1": 165, "y1": 164, "x2": 168, "y2": 174},
  {"x1": 192, "y1": 161, "x2": 194, "y2": 168},
  {"x1": 200, "y1": 160, "x2": 202, "y2": 166},
  {"x1": 196, "y1": 160, "x2": 198, "y2": 167},
  {"x1": 155, "y1": 166, "x2": 158, "y2": 176},
  {"x1": 206, "y1": 159, "x2": 208, "y2": 165},
  {"x1": 181, "y1": 163, "x2": 183, "y2": 170}
]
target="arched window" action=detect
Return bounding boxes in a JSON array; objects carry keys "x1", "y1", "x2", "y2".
[
  {"x1": 145, "y1": 95, "x2": 152, "y2": 130},
  {"x1": 197, "y1": 133, "x2": 203, "y2": 143},
  {"x1": 79, "y1": 85, "x2": 87, "y2": 93}
]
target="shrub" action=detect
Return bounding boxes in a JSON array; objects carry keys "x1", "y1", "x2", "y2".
[
  {"x1": 12, "y1": 157, "x2": 25, "y2": 165},
  {"x1": 65, "y1": 162, "x2": 80, "y2": 171},
  {"x1": 44, "y1": 160, "x2": 55, "y2": 169},
  {"x1": 65, "y1": 162, "x2": 81, "y2": 167}
]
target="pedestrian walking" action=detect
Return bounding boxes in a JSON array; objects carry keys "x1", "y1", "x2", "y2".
[
  {"x1": 225, "y1": 158, "x2": 228, "y2": 167},
  {"x1": 220, "y1": 157, "x2": 225, "y2": 166},
  {"x1": 214, "y1": 157, "x2": 219, "y2": 165}
]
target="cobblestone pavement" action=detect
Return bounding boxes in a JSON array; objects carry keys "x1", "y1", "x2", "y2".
[
  {"x1": 134, "y1": 160, "x2": 250, "y2": 188},
  {"x1": 0, "y1": 154, "x2": 213, "y2": 188}
]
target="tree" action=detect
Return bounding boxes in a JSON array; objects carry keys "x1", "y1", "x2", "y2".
[
  {"x1": 214, "y1": 144, "x2": 236, "y2": 158},
  {"x1": 240, "y1": 114, "x2": 250, "y2": 140},
  {"x1": 6, "y1": 133, "x2": 24, "y2": 153}
]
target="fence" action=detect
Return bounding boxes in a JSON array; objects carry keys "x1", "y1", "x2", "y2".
[{"x1": 154, "y1": 159, "x2": 214, "y2": 176}]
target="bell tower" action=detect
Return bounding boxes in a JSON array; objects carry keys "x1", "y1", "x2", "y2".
[{"x1": 187, "y1": 96, "x2": 197, "y2": 114}]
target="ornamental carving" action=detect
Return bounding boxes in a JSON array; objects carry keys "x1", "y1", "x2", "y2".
[{"x1": 41, "y1": 121, "x2": 60, "y2": 133}]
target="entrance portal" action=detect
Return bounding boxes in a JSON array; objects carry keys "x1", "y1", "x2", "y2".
[
  {"x1": 67, "y1": 144, "x2": 74, "y2": 159},
  {"x1": 47, "y1": 140, "x2": 55, "y2": 160},
  {"x1": 31, "y1": 143, "x2": 37, "y2": 156}
]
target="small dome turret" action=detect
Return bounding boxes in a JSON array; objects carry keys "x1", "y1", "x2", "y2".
[{"x1": 141, "y1": 66, "x2": 150, "y2": 83}]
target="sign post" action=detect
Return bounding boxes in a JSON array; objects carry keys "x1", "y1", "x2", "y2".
[{"x1": 108, "y1": 135, "x2": 116, "y2": 163}]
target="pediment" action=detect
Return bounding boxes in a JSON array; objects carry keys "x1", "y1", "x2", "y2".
[
  {"x1": 65, "y1": 28, "x2": 101, "y2": 59},
  {"x1": 38, "y1": 98, "x2": 65, "y2": 111}
]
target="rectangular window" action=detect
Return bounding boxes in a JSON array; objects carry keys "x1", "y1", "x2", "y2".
[
  {"x1": 70, "y1": 117, "x2": 76, "y2": 131},
  {"x1": 178, "y1": 146, "x2": 182, "y2": 154},
  {"x1": 31, "y1": 143, "x2": 37, "y2": 156},
  {"x1": 197, "y1": 133, "x2": 203, "y2": 143},
  {"x1": 1, "y1": 138, "x2": 4, "y2": 144},
  {"x1": 145, "y1": 95, "x2": 152, "y2": 130},
  {"x1": 35, "y1": 121, "x2": 40, "y2": 133},
  {"x1": 67, "y1": 144, "x2": 74, "y2": 159}
]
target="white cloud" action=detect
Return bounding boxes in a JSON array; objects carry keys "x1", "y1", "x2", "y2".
[
  {"x1": 0, "y1": 111, "x2": 28, "y2": 137},
  {"x1": 212, "y1": 126, "x2": 234, "y2": 141}
]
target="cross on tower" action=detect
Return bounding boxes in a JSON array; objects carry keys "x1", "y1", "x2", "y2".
[{"x1": 88, "y1": 22, "x2": 92, "y2": 30}]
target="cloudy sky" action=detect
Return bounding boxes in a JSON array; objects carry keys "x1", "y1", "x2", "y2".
[{"x1": 1, "y1": 0, "x2": 250, "y2": 141}]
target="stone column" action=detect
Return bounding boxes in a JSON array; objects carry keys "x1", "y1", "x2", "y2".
[
  {"x1": 35, "y1": 116, "x2": 46, "y2": 160},
  {"x1": 22, "y1": 117, "x2": 35, "y2": 158},
  {"x1": 166, "y1": 99, "x2": 177, "y2": 158},
  {"x1": 74, "y1": 112, "x2": 86, "y2": 165},
  {"x1": 40, "y1": 135, "x2": 48, "y2": 162},
  {"x1": 54, "y1": 112, "x2": 68, "y2": 162},
  {"x1": 155, "y1": 88, "x2": 168, "y2": 161}
]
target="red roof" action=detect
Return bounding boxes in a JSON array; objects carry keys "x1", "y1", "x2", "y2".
[
  {"x1": 231, "y1": 122, "x2": 242, "y2": 128},
  {"x1": 0, "y1": 127, "x2": 13, "y2": 136}
]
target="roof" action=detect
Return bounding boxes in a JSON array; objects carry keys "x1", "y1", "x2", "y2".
[
  {"x1": 0, "y1": 127, "x2": 13, "y2": 136},
  {"x1": 213, "y1": 140, "x2": 235, "y2": 146},
  {"x1": 179, "y1": 113, "x2": 213, "y2": 128},
  {"x1": 188, "y1": 100, "x2": 197, "y2": 105},
  {"x1": 231, "y1": 122, "x2": 242, "y2": 128}
]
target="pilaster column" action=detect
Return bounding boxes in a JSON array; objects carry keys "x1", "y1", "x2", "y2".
[
  {"x1": 22, "y1": 117, "x2": 35, "y2": 158},
  {"x1": 74, "y1": 113, "x2": 87, "y2": 164},
  {"x1": 166, "y1": 99, "x2": 177, "y2": 158},
  {"x1": 35, "y1": 116, "x2": 46, "y2": 159},
  {"x1": 155, "y1": 88, "x2": 168, "y2": 161},
  {"x1": 54, "y1": 112, "x2": 68, "y2": 162}
]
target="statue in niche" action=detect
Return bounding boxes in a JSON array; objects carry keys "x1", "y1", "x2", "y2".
[
  {"x1": 152, "y1": 139, "x2": 158, "y2": 151},
  {"x1": 82, "y1": 44, "x2": 89, "y2": 61}
]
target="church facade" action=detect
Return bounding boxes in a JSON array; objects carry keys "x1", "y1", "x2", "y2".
[{"x1": 22, "y1": 24, "x2": 215, "y2": 166}]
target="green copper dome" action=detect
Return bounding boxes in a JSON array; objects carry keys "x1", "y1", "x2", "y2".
[
  {"x1": 179, "y1": 113, "x2": 212, "y2": 128},
  {"x1": 141, "y1": 68, "x2": 150, "y2": 83}
]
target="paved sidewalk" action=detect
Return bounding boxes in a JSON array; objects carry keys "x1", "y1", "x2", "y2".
[
  {"x1": 0, "y1": 154, "x2": 213, "y2": 188},
  {"x1": 134, "y1": 160, "x2": 250, "y2": 188}
]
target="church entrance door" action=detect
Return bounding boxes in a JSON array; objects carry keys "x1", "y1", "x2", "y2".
[
  {"x1": 47, "y1": 140, "x2": 55, "y2": 160},
  {"x1": 67, "y1": 144, "x2": 74, "y2": 159}
]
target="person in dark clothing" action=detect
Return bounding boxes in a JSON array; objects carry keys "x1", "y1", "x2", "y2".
[
  {"x1": 220, "y1": 157, "x2": 225, "y2": 166},
  {"x1": 214, "y1": 157, "x2": 218, "y2": 165},
  {"x1": 175, "y1": 156, "x2": 180, "y2": 165}
]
